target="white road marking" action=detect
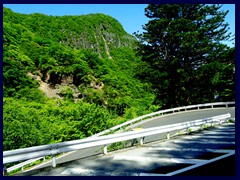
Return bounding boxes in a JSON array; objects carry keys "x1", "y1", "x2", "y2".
[
  {"x1": 61, "y1": 167, "x2": 138, "y2": 176},
  {"x1": 139, "y1": 173, "x2": 169, "y2": 176},
  {"x1": 202, "y1": 132, "x2": 235, "y2": 135},
  {"x1": 113, "y1": 155, "x2": 207, "y2": 164},
  {"x1": 148, "y1": 147, "x2": 234, "y2": 153},
  {"x1": 173, "y1": 140, "x2": 235, "y2": 144},
  {"x1": 166, "y1": 151, "x2": 235, "y2": 176},
  {"x1": 181, "y1": 135, "x2": 234, "y2": 139}
]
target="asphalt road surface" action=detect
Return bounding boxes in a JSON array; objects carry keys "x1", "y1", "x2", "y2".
[
  {"x1": 21, "y1": 107, "x2": 235, "y2": 173},
  {"x1": 20, "y1": 123, "x2": 235, "y2": 176},
  {"x1": 130, "y1": 108, "x2": 235, "y2": 129}
]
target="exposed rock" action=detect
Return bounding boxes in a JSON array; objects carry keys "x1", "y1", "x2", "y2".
[
  {"x1": 28, "y1": 72, "x2": 105, "y2": 102},
  {"x1": 61, "y1": 75, "x2": 73, "y2": 85},
  {"x1": 90, "y1": 81, "x2": 104, "y2": 90},
  {"x1": 27, "y1": 72, "x2": 41, "y2": 82},
  {"x1": 39, "y1": 81, "x2": 61, "y2": 99},
  {"x1": 28, "y1": 72, "x2": 61, "y2": 99}
]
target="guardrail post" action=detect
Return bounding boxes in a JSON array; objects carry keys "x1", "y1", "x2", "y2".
[
  {"x1": 103, "y1": 145, "x2": 108, "y2": 155},
  {"x1": 140, "y1": 137, "x2": 144, "y2": 145},
  {"x1": 52, "y1": 155, "x2": 57, "y2": 168},
  {"x1": 3, "y1": 167, "x2": 8, "y2": 176},
  {"x1": 167, "y1": 132, "x2": 170, "y2": 140},
  {"x1": 21, "y1": 166, "x2": 24, "y2": 171}
]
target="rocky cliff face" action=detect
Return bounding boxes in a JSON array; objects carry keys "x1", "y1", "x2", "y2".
[
  {"x1": 3, "y1": 8, "x2": 136, "y2": 58},
  {"x1": 3, "y1": 7, "x2": 140, "y2": 102},
  {"x1": 59, "y1": 24, "x2": 136, "y2": 59}
]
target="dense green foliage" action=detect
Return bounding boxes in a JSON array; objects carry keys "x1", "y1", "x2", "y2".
[
  {"x1": 3, "y1": 7, "x2": 156, "y2": 151},
  {"x1": 3, "y1": 5, "x2": 234, "y2": 151},
  {"x1": 134, "y1": 4, "x2": 235, "y2": 108},
  {"x1": 3, "y1": 98, "x2": 117, "y2": 150}
]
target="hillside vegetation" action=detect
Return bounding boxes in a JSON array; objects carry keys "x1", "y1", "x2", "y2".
[
  {"x1": 3, "y1": 5, "x2": 234, "y2": 152},
  {"x1": 3, "y1": 7, "x2": 157, "y2": 151}
]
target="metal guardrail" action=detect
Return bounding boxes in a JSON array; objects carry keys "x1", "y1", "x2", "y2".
[
  {"x1": 92, "y1": 101, "x2": 235, "y2": 137},
  {"x1": 3, "y1": 113, "x2": 231, "y2": 173},
  {"x1": 4, "y1": 102, "x2": 234, "y2": 174},
  {"x1": 6, "y1": 129, "x2": 99, "y2": 174},
  {"x1": 6, "y1": 157, "x2": 45, "y2": 173}
]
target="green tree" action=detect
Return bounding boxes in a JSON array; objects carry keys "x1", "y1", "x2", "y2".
[{"x1": 134, "y1": 4, "x2": 234, "y2": 108}]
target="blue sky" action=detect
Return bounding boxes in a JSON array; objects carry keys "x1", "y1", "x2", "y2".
[{"x1": 3, "y1": 4, "x2": 235, "y2": 47}]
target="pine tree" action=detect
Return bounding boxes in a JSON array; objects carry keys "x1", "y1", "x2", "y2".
[{"x1": 134, "y1": 4, "x2": 234, "y2": 108}]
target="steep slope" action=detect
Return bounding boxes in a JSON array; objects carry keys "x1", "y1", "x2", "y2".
[
  {"x1": 3, "y1": 7, "x2": 145, "y2": 106},
  {"x1": 3, "y1": 7, "x2": 158, "y2": 151},
  {"x1": 3, "y1": 8, "x2": 136, "y2": 59}
]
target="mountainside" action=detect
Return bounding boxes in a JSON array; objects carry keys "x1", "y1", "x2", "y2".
[
  {"x1": 3, "y1": 7, "x2": 157, "y2": 151},
  {"x1": 3, "y1": 7, "x2": 153, "y2": 104},
  {"x1": 2, "y1": 5, "x2": 234, "y2": 153},
  {"x1": 3, "y1": 8, "x2": 136, "y2": 58}
]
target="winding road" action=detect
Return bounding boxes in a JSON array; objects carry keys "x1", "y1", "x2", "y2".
[{"x1": 20, "y1": 107, "x2": 235, "y2": 175}]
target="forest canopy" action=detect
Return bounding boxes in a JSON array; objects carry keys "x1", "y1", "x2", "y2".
[
  {"x1": 134, "y1": 4, "x2": 235, "y2": 108},
  {"x1": 3, "y1": 7, "x2": 156, "y2": 151}
]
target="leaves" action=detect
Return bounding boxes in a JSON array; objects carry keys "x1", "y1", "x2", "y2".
[
  {"x1": 4, "y1": 5, "x2": 234, "y2": 152},
  {"x1": 135, "y1": 4, "x2": 235, "y2": 108},
  {"x1": 3, "y1": 7, "x2": 153, "y2": 151}
]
